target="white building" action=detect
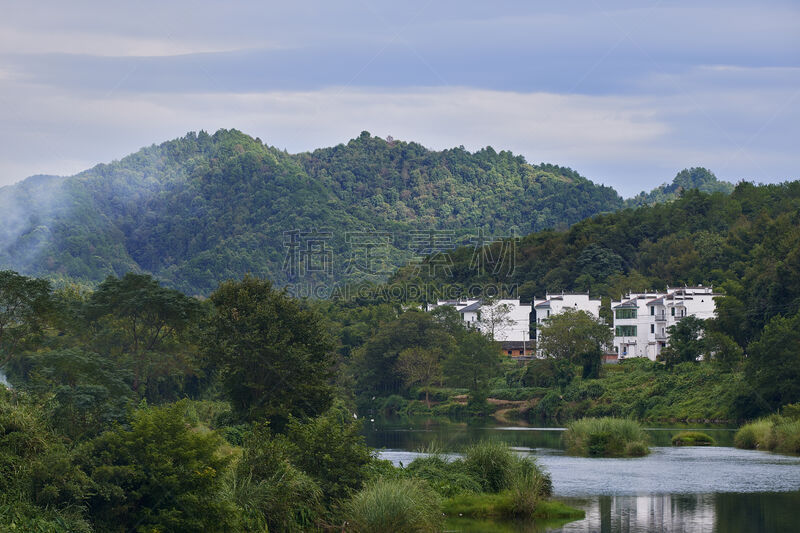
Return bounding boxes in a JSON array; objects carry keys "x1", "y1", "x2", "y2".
[
  {"x1": 532, "y1": 293, "x2": 603, "y2": 345},
  {"x1": 611, "y1": 286, "x2": 719, "y2": 361},
  {"x1": 430, "y1": 299, "x2": 533, "y2": 355}
]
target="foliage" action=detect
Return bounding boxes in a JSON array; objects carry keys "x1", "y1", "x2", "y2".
[
  {"x1": 741, "y1": 313, "x2": 800, "y2": 416},
  {"x1": 562, "y1": 417, "x2": 650, "y2": 457},
  {"x1": 283, "y1": 400, "x2": 375, "y2": 502},
  {"x1": 396, "y1": 347, "x2": 443, "y2": 408},
  {"x1": 0, "y1": 130, "x2": 625, "y2": 294},
  {"x1": 625, "y1": 167, "x2": 734, "y2": 208},
  {"x1": 0, "y1": 390, "x2": 91, "y2": 531},
  {"x1": 0, "y1": 270, "x2": 52, "y2": 366},
  {"x1": 84, "y1": 272, "x2": 203, "y2": 402},
  {"x1": 734, "y1": 416, "x2": 800, "y2": 454},
  {"x1": 671, "y1": 431, "x2": 715, "y2": 446},
  {"x1": 227, "y1": 425, "x2": 322, "y2": 532},
  {"x1": 538, "y1": 309, "x2": 612, "y2": 363},
  {"x1": 345, "y1": 477, "x2": 443, "y2": 533},
  {"x1": 203, "y1": 276, "x2": 334, "y2": 427},
  {"x1": 443, "y1": 329, "x2": 502, "y2": 411},
  {"x1": 79, "y1": 400, "x2": 236, "y2": 533},
  {"x1": 658, "y1": 316, "x2": 707, "y2": 367}
]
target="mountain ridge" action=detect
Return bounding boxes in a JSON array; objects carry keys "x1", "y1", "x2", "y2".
[{"x1": 0, "y1": 129, "x2": 731, "y2": 294}]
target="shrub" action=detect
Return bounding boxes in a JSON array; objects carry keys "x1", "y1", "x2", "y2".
[
  {"x1": 404, "y1": 455, "x2": 481, "y2": 497},
  {"x1": 772, "y1": 419, "x2": 800, "y2": 454},
  {"x1": 734, "y1": 419, "x2": 773, "y2": 449},
  {"x1": 562, "y1": 417, "x2": 650, "y2": 457},
  {"x1": 227, "y1": 429, "x2": 322, "y2": 532},
  {"x1": 671, "y1": 431, "x2": 715, "y2": 446},
  {"x1": 345, "y1": 478, "x2": 442, "y2": 533},
  {"x1": 380, "y1": 395, "x2": 408, "y2": 416},
  {"x1": 462, "y1": 440, "x2": 517, "y2": 493}
]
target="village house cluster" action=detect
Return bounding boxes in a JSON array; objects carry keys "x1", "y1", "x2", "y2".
[{"x1": 429, "y1": 286, "x2": 719, "y2": 362}]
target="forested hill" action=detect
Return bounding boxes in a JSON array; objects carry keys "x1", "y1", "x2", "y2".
[
  {"x1": 625, "y1": 167, "x2": 734, "y2": 208},
  {"x1": 394, "y1": 181, "x2": 800, "y2": 347},
  {"x1": 0, "y1": 129, "x2": 624, "y2": 294}
]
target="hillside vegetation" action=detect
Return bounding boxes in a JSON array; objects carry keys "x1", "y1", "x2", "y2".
[{"x1": 0, "y1": 129, "x2": 623, "y2": 294}]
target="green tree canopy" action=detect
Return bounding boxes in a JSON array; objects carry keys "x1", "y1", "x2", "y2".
[
  {"x1": 0, "y1": 270, "x2": 52, "y2": 366},
  {"x1": 537, "y1": 309, "x2": 612, "y2": 363},
  {"x1": 203, "y1": 276, "x2": 334, "y2": 428},
  {"x1": 79, "y1": 401, "x2": 235, "y2": 533}
]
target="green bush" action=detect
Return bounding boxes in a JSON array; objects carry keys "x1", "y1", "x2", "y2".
[
  {"x1": 734, "y1": 419, "x2": 773, "y2": 449},
  {"x1": 671, "y1": 431, "x2": 715, "y2": 446},
  {"x1": 380, "y1": 395, "x2": 408, "y2": 416},
  {"x1": 562, "y1": 417, "x2": 650, "y2": 457},
  {"x1": 737, "y1": 416, "x2": 800, "y2": 455},
  {"x1": 227, "y1": 428, "x2": 322, "y2": 532},
  {"x1": 462, "y1": 440, "x2": 517, "y2": 493},
  {"x1": 404, "y1": 455, "x2": 481, "y2": 497},
  {"x1": 345, "y1": 477, "x2": 443, "y2": 533}
]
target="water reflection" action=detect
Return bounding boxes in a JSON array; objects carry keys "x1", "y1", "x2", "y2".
[{"x1": 550, "y1": 492, "x2": 800, "y2": 533}]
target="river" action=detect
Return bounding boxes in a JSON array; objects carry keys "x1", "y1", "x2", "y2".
[{"x1": 366, "y1": 419, "x2": 800, "y2": 532}]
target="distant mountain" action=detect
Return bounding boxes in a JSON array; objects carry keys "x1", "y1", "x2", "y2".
[
  {"x1": 0, "y1": 129, "x2": 625, "y2": 294},
  {"x1": 625, "y1": 167, "x2": 734, "y2": 208}
]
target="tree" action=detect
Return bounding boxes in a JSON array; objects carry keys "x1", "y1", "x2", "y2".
[
  {"x1": 203, "y1": 276, "x2": 334, "y2": 428},
  {"x1": 444, "y1": 329, "x2": 501, "y2": 411},
  {"x1": 283, "y1": 400, "x2": 374, "y2": 502},
  {"x1": 22, "y1": 348, "x2": 133, "y2": 440},
  {"x1": 353, "y1": 310, "x2": 455, "y2": 398},
  {"x1": 79, "y1": 401, "x2": 235, "y2": 533},
  {"x1": 658, "y1": 316, "x2": 706, "y2": 367},
  {"x1": 477, "y1": 300, "x2": 514, "y2": 340},
  {"x1": 0, "y1": 389, "x2": 91, "y2": 531},
  {"x1": 537, "y1": 309, "x2": 612, "y2": 364},
  {"x1": 85, "y1": 273, "x2": 202, "y2": 398},
  {"x1": 0, "y1": 270, "x2": 52, "y2": 367},
  {"x1": 396, "y1": 347, "x2": 443, "y2": 408},
  {"x1": 230, "y1": 425, "x2": 322, "y2": 533},
  {"x1": 744, "y1": 313, "x2": 800, "y2": 414}
]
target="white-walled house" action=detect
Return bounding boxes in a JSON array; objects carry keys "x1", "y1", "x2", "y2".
[
  {"x1": 532, "y1": 293, "x2": 603, "y2": 345},
  {"x1": 612, "y1": 286, "x2": 718, "y2": 361},
  {"x1": 429, "y1": 298, "x2": 533, "y2": 355}
]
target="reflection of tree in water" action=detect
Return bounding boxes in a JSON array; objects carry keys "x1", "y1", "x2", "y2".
[{"x1": 714, "y1": 491, "x2": 800, "y2": 533}]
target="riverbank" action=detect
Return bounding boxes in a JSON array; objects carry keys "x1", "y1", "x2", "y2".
[{"x1": 376, "y1": 358, "x2": 743, "y2": 424}]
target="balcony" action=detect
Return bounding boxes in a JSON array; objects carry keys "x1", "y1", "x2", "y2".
[{"x1": 654, "y1": 313, "x2": 667, "y2": 322}]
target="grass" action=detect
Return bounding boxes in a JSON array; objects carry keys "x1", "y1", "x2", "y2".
[
  {"x1": 734, "y1": 416, "x2": 800, "y2": 455},
  {"x1": 443, "y1": 492, "x2": 584, "y2": 520},
  {"x1": 671, "y1": 431, "x2": 716, "y2": 446},
  {"x1": 562, "y1": 417, "x2": 650, "y2": 457},
  {"x1": 345, "y1": 477, "x2": 443, "y2": 533}
]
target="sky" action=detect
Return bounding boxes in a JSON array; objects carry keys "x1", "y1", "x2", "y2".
[{"x1": 0, "y1": 1, "x2": 798, "y2": 196}]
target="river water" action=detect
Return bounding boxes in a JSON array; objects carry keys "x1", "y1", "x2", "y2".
[{"x1": 367, "y1": 420, "x2": 800, "y2": 532}]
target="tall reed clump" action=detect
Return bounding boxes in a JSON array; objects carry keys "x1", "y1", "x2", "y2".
[
  {"x1": 562, "y1": 417, "x2": 650, "y2": 457},
  {"x1": 345, "y1": 478, "x2": 443, "y2": 533},
  {"x1": 734, "y1": 416, "x2": 800, "y2": 454}
]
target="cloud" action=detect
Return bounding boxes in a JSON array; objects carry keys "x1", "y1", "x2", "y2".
[
  {"x1": 0, "y1": 1, "x2": 797, "y2": 195},
  {"x1": 0, "y1": 79, "x2": 797, "y2": 195}
]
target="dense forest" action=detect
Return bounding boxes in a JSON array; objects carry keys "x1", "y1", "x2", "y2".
[{"x1": 0, "y1": 129, "x2": 626, "y2": 295}]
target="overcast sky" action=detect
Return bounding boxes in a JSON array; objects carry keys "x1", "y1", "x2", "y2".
[{"x1": 0, "y1": 1, "x2": 797, "y2": 196}]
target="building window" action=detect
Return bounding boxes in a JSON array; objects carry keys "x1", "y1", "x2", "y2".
[
  {"x1": 615, "y1": 308, "x2": 637, "y2": 319},
  {"x1": 650, "y1": 324, "x2": 655, "y2": 334},
  {"x1": 650, "y1": 306, "x2": 655, "y2": 316},
  {"x1": 615, "y1": 325, "x2": 637, "y2": 337},
  {"x1": 671, "y1": 307, "x2": 675, "y2": 316}
]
